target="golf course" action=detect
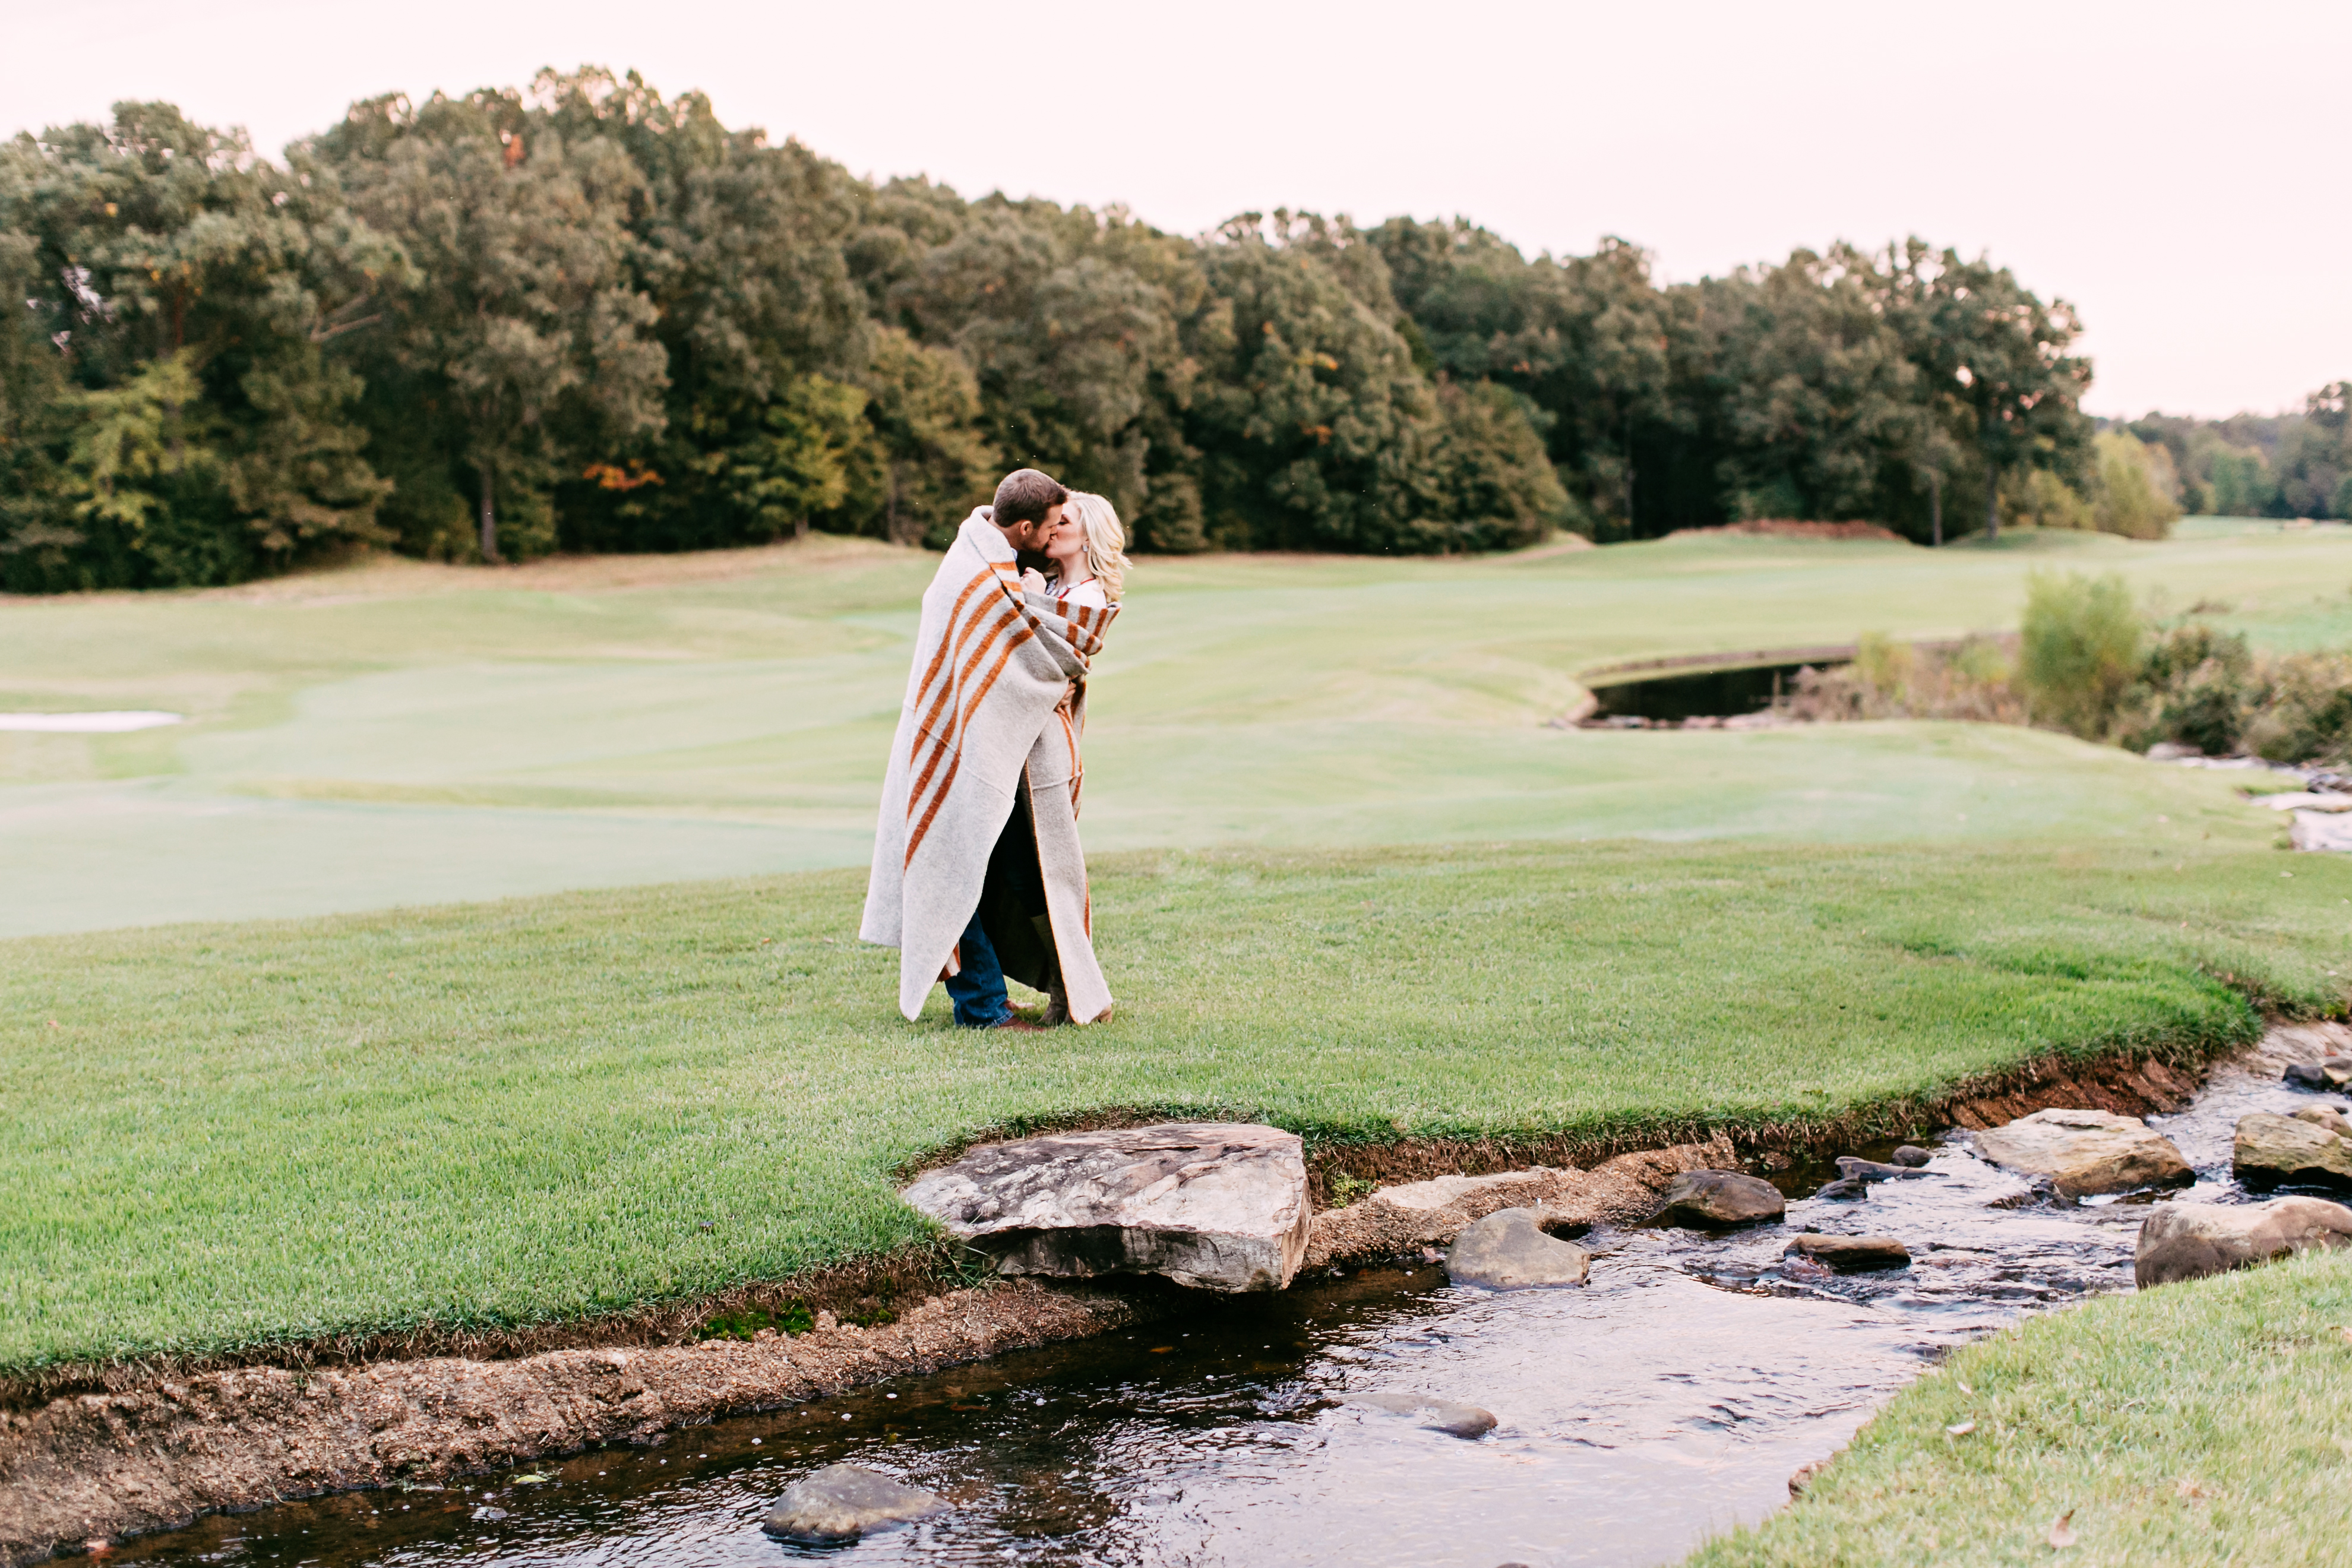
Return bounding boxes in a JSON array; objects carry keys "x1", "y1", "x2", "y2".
[{"x1": 10, "y1": 520, "x2": 2352, "y2": 1563}]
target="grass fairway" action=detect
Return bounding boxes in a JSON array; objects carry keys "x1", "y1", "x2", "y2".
[
  {"x1": 10, "y1": 525, "x2": 2352, "y2": 934},
  {"x1": 6, "y1": 837, "x2": 2348, "y2": 1374},
  {"x1": 1688, "y1": 1248, "x2": 2352, "y2": 1566}
]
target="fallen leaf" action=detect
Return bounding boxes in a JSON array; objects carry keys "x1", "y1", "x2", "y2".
[
  {"x1": 1945, "y1": 1420, "x2": 1975, "y2": 1437},
  {"x1": 1148, "y1": 1346, "x2": 1175, "y2": 1353},
  {"x1": 512, "y1": 1472, "x2": 551, "y2": 1484},
  {"x1": 2048, "y1": 1509, "x2": 2076, "y2": 1548}
]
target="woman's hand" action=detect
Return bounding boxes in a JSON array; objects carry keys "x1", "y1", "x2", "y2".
[{"x1": 1019, "y1": 567, "x2": 1049, "y2": 595}]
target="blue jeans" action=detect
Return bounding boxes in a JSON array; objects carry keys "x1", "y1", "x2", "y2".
[{"x1": 943, "y1": 908, "x2": 1012, "y2": 1028}]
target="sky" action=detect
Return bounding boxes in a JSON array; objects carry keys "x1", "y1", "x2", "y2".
[{"x1": 7, "y1": 0, "x2": 2344, "y2": 419}]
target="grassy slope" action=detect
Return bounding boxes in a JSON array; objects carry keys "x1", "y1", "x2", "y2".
[
  {"x1": 5, "y1": 837, "x2": 2347, "y2": 1372},
  {"x1": 8, "y1": 527, "x2": 2352, "y2": 934},
  {"x1": 1688, "y1": 1248, "x2": 2352, "y2": 1566}
]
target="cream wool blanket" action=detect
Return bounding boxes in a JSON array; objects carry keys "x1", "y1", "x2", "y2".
[{"x1": 860, "y1": 507, "x2": 1118, "y2": 1022}]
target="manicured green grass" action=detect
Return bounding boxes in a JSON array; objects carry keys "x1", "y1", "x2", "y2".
[
  {"x1": 5, "y1": 838, "x2": 2347, "y2": 1373},
  {"x1": 10, "y1": 526, "x2": 2352, "y2": 935},
  {"x1": 1687, "y1": 1248, "x2": 2352, "y2": 1566}
]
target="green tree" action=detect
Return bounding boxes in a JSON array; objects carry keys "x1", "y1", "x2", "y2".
[
  {"x1": 2088, "y1": 430, "x2": 2180, "y2": 538},
  {"x1": 855, "y1": 327, "x2": 997, "y2": 547},
  {"x1": 529, "y1": 69, "x2": 877, "y2": 553},
  {"x1": 712, "y1": 373, "x2": 870, "y2": 540},
  {"x1": 0, "y1": 102, "x2": 396, "y2": 589},
  {"x1": 1893, "y1": 242, "x2": 2092, "y2": 540},
  {"x1": 321, "y1": 89, "x2": 666, "y2": 561}
]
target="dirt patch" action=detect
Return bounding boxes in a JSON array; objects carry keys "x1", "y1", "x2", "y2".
[{"x1": 1669, "y1": 520, "x2": 1909, "y2": 543}]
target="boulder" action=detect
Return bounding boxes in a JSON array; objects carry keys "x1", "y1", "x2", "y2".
[
  {"x1": 1444, "y1": 1207, "x2": 1590, "y2": 1288},
  {"x1": 1835, "y1": 1156, "x2": 1931, "y2": 1183},
  {"x1": 1891, "y1": 1145, "x2": 1934, "y2": 1168},
  {"x1": 900, "y1": 1122, "x2": 1310, "y2": 1292},
  {"x1": 2292, "y1": 1105, "x2": 2352, "y2": 1139},
  {"x1": 2233, "y1": 1112, "x2": 2352, "y2": 1189},
  {"x1": 762, "y1": 1464, "x2": 947, "y2": 1544},
  {"x1": 1652, "y1": 1169, "x2": 1785, "y2": 1228},
  {"x1": 1343, "y1": 1392, "x2": 1498, "y2": 1439},
  {"x1": 2135, "y1": 1197, "x2": 2352, "y2": 1286},
  {"x1": 2283, "y1": 1059, "x2": 2352, "y2": 1091},
  {"x1": 1971, "y1": 1108, "x2": 2192, "y2": 1196},
  {"x1": 1785, "y1": 1234, "x2": 1910, "y2": 1271}
]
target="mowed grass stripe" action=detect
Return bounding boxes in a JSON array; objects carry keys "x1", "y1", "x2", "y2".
[{"x1": 2, "y1": 839, "x2": 2345, "y2": 1372}]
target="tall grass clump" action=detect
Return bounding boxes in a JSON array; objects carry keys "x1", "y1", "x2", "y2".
[{"x1": 2019, "y1": 571, "x2": 2146, "y2": 738}]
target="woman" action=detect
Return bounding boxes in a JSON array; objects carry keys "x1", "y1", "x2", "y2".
[
  {"x1": 1023, "y1": 489, "x2": 1128, "y2": 608},
  {"x1": 1015, "y1": 491, "x2": 1127, "y2": 1022}
]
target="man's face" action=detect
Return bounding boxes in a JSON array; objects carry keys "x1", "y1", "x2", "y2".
[{"x1": 1005, "y1": 501, "x2": 1064, "y2": 554}]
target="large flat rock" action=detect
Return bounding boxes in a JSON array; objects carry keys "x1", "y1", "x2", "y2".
[
  {"x1": 1972, "y1": 1108, "x2": 2192, "y2": 1196},
  {"x1": 902, "y1": 1122, "x2": 1310, "y2": 1292}
]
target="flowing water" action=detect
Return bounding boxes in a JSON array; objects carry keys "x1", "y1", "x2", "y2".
[{"x1": 111, "y1": 1054, "x2": 2333, "y2": 1568}]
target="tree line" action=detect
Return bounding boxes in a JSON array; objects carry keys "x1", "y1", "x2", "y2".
[
  {"x1": 2115, "y1": 389, "x2": 2352, "y2": 523},
  {"x1": 1, "y1": 67, "x2": 2186, "y2": 592}
]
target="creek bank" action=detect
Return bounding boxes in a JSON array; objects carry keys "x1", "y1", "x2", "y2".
[
  {"x1": 0, "y1": 1136, "x2": 1735, "y2": 1565},
  {"x1": 11, "y1": 1030, "x2": 2332, "y2": 1566}
]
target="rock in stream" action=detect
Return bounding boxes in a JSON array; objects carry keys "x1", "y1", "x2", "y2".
[
  {"x1": 2135, "y1": 1196, "x2": 2352, "y2": 1286},
  {"x1": 2233, "y1": 1112, "x2": 2352, "y2": 1188},
  {"x1": 1784, "y1": 1234, "x2": 1911, "y2": 1272},
  {"x1": 900, "y1": 1122, "x2": 1311, "y2": 1291},
  {"x1": 761, "y1": 1463, "x2": 948, "y2": 1544},
  {"x1": 1652, "y1": 1169, "x2": 1785, "y2": 1227},
  {"x1": 1445, "y1": 1207, "x2": 1591, "y2": 1288},
  {"x1": 1972, "y1": 1108, "x2": 2192, "y2": 1196},
  {"x1": 1343, "y1": 1391, "x2": 1499, "y2": 1439}
]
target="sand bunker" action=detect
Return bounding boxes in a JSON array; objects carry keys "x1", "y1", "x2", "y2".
[{"x1": 0, "y1": 711, "x2": 184, "y2": 732}]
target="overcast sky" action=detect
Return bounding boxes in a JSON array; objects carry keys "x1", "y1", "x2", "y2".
[{"x1": 8, "y1": 0, "x2": 2343, "y2": 418}]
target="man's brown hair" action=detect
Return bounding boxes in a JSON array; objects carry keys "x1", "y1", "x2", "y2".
[{"x1": 992, "y1": 469, "x2": 1068, "y2": 528}]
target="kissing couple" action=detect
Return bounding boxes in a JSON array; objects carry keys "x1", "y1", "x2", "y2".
[{"x1": 859, "y1": 468, "x2": 1129, "y2": 1029}]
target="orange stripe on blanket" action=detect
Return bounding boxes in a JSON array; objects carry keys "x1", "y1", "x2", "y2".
[
  {"x1": 907, "y1": 621, "x2": 1033, "y2": 841},
  {"x1": 905, "y1": 605, "x2": 1020, "y2": 812},
  {"x1": 905, "y1": 625, "x2": 1037, "y2": 866},
  {"x1": 909, "y1": 571, "x2": 997, "y2": 717},
  {"x1": 910, "y1": 588, "x2": 1020, "y2": 757}
]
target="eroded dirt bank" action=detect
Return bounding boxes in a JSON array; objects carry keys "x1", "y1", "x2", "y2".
[
  {"x1": 7, "y1": 1033, "x2": 2326, "y2": 1566},
  {"x1": 0, "y1": 1136, "x2": 1741, "y2": 1564}
]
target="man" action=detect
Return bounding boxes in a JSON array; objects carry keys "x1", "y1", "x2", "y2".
[{"x1": 859, "y1": 469, "x2": 1117, "y2": 1028}]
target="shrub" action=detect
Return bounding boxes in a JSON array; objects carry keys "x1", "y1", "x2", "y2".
[
  {"x1": 2129, "y1": 622, "x2": 2254, "y2": 755},
  {"x1": 2019, "y1": 571, "x2": 2145, "y2": 738},
  {"x1": 2243, "y1": 653, "x2": 2352, "y2": 766},
  {"x1": 2090, "y1": 431, "x2": 2182, "y2": 539}
]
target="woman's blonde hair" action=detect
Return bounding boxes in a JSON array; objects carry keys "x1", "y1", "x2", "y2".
[{"x1": 1062, "y1": 492, "x2": 1131, "y2": 602}]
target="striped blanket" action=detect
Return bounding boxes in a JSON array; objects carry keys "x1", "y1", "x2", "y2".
[{"x1": 859, "y1": 507, "x2": 1119, "y2": 1022}]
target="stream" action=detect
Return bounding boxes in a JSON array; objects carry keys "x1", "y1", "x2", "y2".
[{"x1": 109, "y1": 1051, "x2": 2328, "y2": 1568}]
